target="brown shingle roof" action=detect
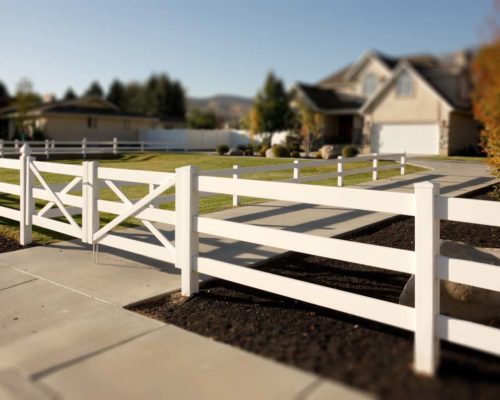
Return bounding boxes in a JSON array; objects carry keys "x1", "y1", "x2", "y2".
[{"x1": 297, "y1": 83, "x2": 364, "y2": 112}]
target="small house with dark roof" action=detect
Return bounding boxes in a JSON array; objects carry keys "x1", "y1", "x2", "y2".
[
  {"x1": 294, "y1": 49, "x2": 479, "y2": 155},
  {"x1": 0, "y1": 97, "x2": 159, "y2": 141}
]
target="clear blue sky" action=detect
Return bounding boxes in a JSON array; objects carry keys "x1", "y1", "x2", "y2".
[{"x1": 0, "y1": 0, "x2": 494, "y2": 99}]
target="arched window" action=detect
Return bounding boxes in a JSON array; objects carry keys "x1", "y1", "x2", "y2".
[
  {"x1": 362, "y1": 73, "x2": 377, "y2": 96},
  {"x1": 396, "y1": 71, "x2": 413, "y2": 97}
]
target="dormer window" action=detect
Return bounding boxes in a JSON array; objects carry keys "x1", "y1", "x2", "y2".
[
  {"x1": 396, "y1": 71, "x2": 413, "y2": 97},
  {"x1": 362, "y1": 73, "x2": 378, "y2": 96}
]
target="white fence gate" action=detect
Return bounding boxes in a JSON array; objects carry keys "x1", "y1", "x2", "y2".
[{"x1": 0, "y1": 145, "x2": 498, "y2": 376}]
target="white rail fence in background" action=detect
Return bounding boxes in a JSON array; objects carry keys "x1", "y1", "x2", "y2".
[
  {"x1": 0, "y1": 145, "x2": 498, "y2": 376},
  {"x1": 0, "y1": 138, "x2": 196, "y2": 158}
]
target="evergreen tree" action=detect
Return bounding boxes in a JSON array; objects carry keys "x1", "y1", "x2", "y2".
[
  {"x1": 63, "y1": 87, "x2": 77, "y2": 101},
  {"x1": 170, "y1": 80, "x2": 186, "y2": 119},
  {"x1": 123, "y1": 82, "x2": 146, "y2": 114},
  {"x1": 253, "y1": 72, "x2": 292, "y2": 134},
  {"x1": 106, "y1": 79, "x2": 126, "y2": 109},
  {"x1": 0, "y1": 81, "x2": 9, "y2": 100},
  {"x1": 84, "y1": 81, "x2": 104, "y2": 98}
]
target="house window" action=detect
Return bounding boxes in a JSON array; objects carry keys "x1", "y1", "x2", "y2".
[
  {"x1": 396, "y1": 71, "x2": 413, "y2": 97},
  {"x1": 87, "y1": 117, "x2": 98, "y2": 129},
  {"x1": 362, "y1": 73, "x2": 377, "y2": 96}
]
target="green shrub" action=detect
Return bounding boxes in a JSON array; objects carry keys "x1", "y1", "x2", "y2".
[
  {"x1": 244, "y1": 149, "x2": 253, "y2": 156},
  {"x1": 341, "y1": 145, "x2": 359, "y2": 158},
  {"x1": 271, "y1": 144, "x2": 290, "y2": 158},
  {"x1": 252, "y1": 143, "x2": 262, "y2": 153},
  {"x1": 290, "y1": 151, "x2": 300, "y2": 158},
  {"x1": 216, "y1": 144, "x2": 230, "y2": 155},
  {"x1": 315, "y1": 151, "x2": 322, "y2": 159},
  {"x1": 237, "y1": 144, "x2": 247, "y2": 151},
  {"x1": 258, "y1": 145, "x2": 269, "y2": 157}
]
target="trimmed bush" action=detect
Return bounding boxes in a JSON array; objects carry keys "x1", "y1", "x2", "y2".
[
  {"x1": 341, "y1": 145, "x2": 359, "y2": 158},
  {"x1": 216, "y1": 144, "x2": 230, "y2": 155},
  {"x1": 244, "y1": 149, "x2": 253, "y2": 156},
  {"x1": 237, "y1": 144, "x2": 247, "y2": 151},
  {"x1": 271, "y1": 144, "x2": 290, "y2": 158},
  {"x1": 290, "y1": 151, "x2": 300, "y2": 158}
]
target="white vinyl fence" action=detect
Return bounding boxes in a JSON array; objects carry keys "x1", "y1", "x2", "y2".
[
  {"x1": 0, "y1": 145, "x2": 498, "y2": 376},
  {"x1": 0, "y1": 138, "x2": 212, "y2": 159}
]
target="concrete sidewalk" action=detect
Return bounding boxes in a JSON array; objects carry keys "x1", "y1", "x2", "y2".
[
  {"x1": 0, "y1": 159, "x2": 496, "y2": 399},
  {"x1": 0, "y1": 265, "x2": 373, "y2": 400}
]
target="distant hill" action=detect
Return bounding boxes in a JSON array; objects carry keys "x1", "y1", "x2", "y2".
[{"x1": 187, "y1": 95, "x2": 253, "y2": 127}]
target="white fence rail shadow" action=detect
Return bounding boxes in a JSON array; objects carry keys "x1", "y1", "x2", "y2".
[{"x1": 0, "y1": 145, "x2": 497, "y2": 376}]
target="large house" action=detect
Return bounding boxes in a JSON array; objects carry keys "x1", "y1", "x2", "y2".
[
  {"x1": 295, "y1": 49, "x2": 479, "y2": 155},
  {"x1": 0, "y1": 97, "x2": 159, "y2": 141}
]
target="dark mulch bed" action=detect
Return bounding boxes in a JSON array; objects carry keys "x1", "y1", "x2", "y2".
[
  {"x1": 132, "y1": 185, "x2": 500, "y2": 400},
  {"x1": 0, "y1": 235, "x2": 24, "y2": 253}
]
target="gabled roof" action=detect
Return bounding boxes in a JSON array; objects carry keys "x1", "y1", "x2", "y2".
[
  {"x1": 359, "y1": 61, "x2": 460, "y2": 113},
  {"x1": 295, "y1": 83, "x2": 364, "y2": 114}
]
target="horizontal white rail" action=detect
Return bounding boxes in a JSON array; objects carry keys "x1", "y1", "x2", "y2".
[
  {"x1": 98, "y1": 167, "x2": 174, "y2": 185},
  {"x1": 197, "y1": 216, "x2": 415, "y2": 274},
  {"x1": 437, "y1": 315, "x2": 500, "y2": 356},
  {"x1": 0, "y1": 205, "x2": 21, "y2": 221},
  {"x1": 437, "y1": 196, "x2": 500, "y2": 227},
  {"x1": 437, "y1": 256, "x2": 500, "y2": 292},
  {"x1": 199, "y1": 176, "x2": 415, "y2": 215},
  {"x1": 98, "y1": 234, "x2": 175, "y2": 264},
  {"x1": 197, "y1": 257, "x2": 416, "y2": 331}
]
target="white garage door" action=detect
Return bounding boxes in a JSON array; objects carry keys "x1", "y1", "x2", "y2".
[{"x1": 373, "y1": 124, "x2": 440, "y2": 155}]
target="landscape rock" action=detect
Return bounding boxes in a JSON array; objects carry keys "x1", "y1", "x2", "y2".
[
  {"x1": 399, "y1": 241, "x2": 500, "y2": 323},
  {"x1": 265, "y1": 148, "x2": 274, "y2": 158},
  {"x1": 319, "y1": 145, "x2": 336, "y2": 159}
]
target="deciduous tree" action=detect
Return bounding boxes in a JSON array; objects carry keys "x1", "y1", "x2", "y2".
[
  {"x1": 472, "y1": 37, "x2": 500, "y2": 178},
  {"x1": 187, "y1": 108, "x2": 218, "y2": 129}
]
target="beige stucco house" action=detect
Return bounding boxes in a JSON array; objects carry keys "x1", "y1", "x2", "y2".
[
  {"x1": 0, "y1": 97, "x2": 159, "y2": 141},
  {"x1": 295, "y1": 49, "x2": 479, "y2": 155}
]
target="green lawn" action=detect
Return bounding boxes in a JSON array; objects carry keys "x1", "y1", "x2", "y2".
[
  {"x1": 415, "y1": 155, "x2": 486, "y2": 163},
  {"x1": 0, "y1": 153, "x2": 425, "y2": 244}
]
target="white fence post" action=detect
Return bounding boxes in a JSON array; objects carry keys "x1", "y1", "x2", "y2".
[
  {"x1": 14, "y1": 139, "x2": 19, "y2": 153},
  {"x1": 140, "y1": 140, "x2": 145, "y2": 152},
  {"x1": 233, "y1": 165, "x2": 239, "y2": 206},
  {"x1": 372, "y1": 153, "x2": 378, "y2": 181},
  {"x1": 414, "y1": 181, "x2": 440, "y2": 375},
  {"x1": 176, "y1": 165, "x2": 199, "y2": 296},
  {"x1": 113, "y1": 137, "x2": 118, "y2": 155},
  {"x1": 82, "y1": 137, "x2": 87, "y2": 159},
  {"x1": 293, "y1": 160, "x2": 300, "y2": 180},
  {"x1": 44, "y1": 139, "x2": 50, "y2": 160},
  {"x1": 19, "y1": 144, "x2": 33, "y2": 245},
  {"x1": 82, "y1": 161, "x2": 99, "y2": 244},
  {"x1": 51, "y1": 139, "x2": 55, "y2": 151},
  {"x1": 401, "y1": 152, "x2": 406, "y2": 175},
  {"x1": 337, "y1": 156, "x2": 343, "y2": 187},
  {"x1": 0, "y1": 139, "x2": 4, "y2": 158}
]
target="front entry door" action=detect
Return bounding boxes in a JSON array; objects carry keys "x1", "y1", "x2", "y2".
[{"x1": 338, "y1": 116, "x2": 353, "y2": 143}]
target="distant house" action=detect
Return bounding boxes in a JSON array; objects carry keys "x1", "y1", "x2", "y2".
[
  {"x1": 0, "y1": 97, "x2": 159, "y2": 141},
  {"x1": 294, "y1": 49, "x2": 479, "y2": 155}
]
